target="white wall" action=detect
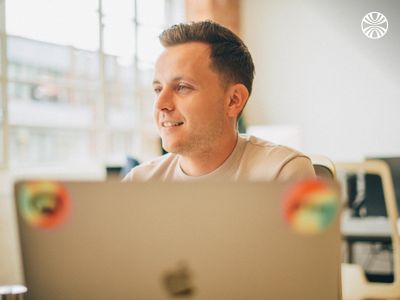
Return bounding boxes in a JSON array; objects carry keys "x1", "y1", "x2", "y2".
[{"x1": 242, "y1": 0, "x2": 400, "y2": 161}]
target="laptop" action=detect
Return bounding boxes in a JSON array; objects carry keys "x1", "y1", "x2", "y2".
[{"x1": 14, "y1": 180, "x2": 342, "y2": 300}]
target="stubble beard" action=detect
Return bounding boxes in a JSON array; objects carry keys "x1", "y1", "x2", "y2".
[{"x1": 161, "y1": 112, "x2": 226, "y2": 160}]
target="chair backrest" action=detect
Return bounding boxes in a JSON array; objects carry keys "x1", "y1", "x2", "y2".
[
  {"x1": 345, "y1": 157, "x2": 400, "y2": 217},
  {"x1": 337, "y1": 160, "x2": 400, "y2": 299},
  {"x1": 309, "y1": 155, "x2": 336, "y2": 180},
  {"x1": 364, "y1": 157, "x2": 400, "y2": 217}
]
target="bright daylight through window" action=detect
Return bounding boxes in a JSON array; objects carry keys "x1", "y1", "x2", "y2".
[{"x1": 1, "y1": 0, "x2": 183, "y2": 172}]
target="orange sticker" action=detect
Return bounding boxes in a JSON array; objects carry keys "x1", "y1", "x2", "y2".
[
  {"x1": 282, "y1": 179, "x2": 339, "y2": 235},
  {"x1": 18, "y1": 181, "x2": 71, "y2": 230}
]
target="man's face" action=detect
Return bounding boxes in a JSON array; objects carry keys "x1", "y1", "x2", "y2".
[{"x1": 153, "y1": 42, "x2": 231, "y2": 155}]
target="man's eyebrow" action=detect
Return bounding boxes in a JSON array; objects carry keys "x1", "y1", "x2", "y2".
[{"x1": 152, "y1": 76, "x2": 195, "y2": 85}]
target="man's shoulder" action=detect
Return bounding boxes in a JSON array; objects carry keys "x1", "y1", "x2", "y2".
[
  {"x1": 122, "y1": 153, "x2": 178, "y2": 182},
  {"x1": 240, "y1": 134, "x2": 305, "y2": 160},
  {"x1": 237, "y1": 134, "x2": 313, "y2": 180}
]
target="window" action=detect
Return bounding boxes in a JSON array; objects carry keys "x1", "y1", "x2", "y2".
[
  {"x1": 0, "y1": 0, "x2": 6, "y2": 168},
  {"x1": 0, "y1": 69, "x2": 4, "y2": 167},
  {"x1": 2, "y1": 0, "x2": 184, "y2": 172}
]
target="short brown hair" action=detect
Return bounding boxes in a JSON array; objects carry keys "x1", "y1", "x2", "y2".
[{"x1": 159, "y1": 20, "x2": 255, "y2": 96}]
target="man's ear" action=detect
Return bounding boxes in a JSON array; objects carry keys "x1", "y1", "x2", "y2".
[{"x1": 226, "y1": 83, "x2": 249, "y2": 118}]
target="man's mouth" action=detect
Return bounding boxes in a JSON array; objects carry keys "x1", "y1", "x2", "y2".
[{"x1": 161, "y1": 121, "x2": 184, "y2": 128}]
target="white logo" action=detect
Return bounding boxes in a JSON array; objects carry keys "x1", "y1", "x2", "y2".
[{"x1": 361, "y1": 12, "x2": 388, "y2": 39}]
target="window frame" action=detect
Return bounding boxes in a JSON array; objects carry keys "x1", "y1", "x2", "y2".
[
  {"x1": 0, "y1": 0, "x2": 9, "y2": 170},
  {"x1": 1, "y1": 0, "x2": 184, "y2": 173}
]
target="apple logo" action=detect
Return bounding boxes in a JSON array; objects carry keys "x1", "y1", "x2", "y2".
[{"x1": 162, "y1": 261, "x2": 195, "y2": 297}]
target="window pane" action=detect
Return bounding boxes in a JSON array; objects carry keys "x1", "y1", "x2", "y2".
[
  {"x1": 0, "y1": 85, "x2": 3, "y2": 165},
  {"x1": 0, "y1": 85, "x2": 2, "y2": 121},
  {"x1": 6, "y1": 0, "x2": 99, "y2": 51},
  {"x1": 0, "y1": 127, "x2": 3, "y2": 166},
  {"x1": 0, "y1": 0, "x2": 4, "y2": 79},
  {"x1": 103, "y1": 0, "x2": 135, "y2": 64},
  {"x1": 3, "y1": 0, "x2": 185, "y2": 170},
  {"x1": 103, "y1": 0, "x2": 134, "y2": 20},
  {"x1": 102, "y1": 0, "x2": 139, "y2": 165},
  {"x1": 103, "y1": 18, "x2": 136, "y2": 62},
  {"x1": 7, "y1": 35, "x2": 101, "y2": 167},
  {"x1": 103, "y1": 51, "x2": 138, "y2": 165},
  {"x1": 106, "y1": 131, "x2": 138, "y2": 166},
  {"x1": 0, "y1": 36, "x2": 4, "y2": 165},
  {"x1": 137, "y1": 0, "x2": 165, "y2": 26},
  {"x1": 7, "y1": 36, "x2": 101, "y2": 106},
  {"x1": 0, "y1": 35, "x2": 4, "y2": 78},
  {"x1": 74, "y1": 49, "x2": 101, "y2": 82},
  {"x1": 10, "y1": 127, "x2": 96, "y2": 168},
  {"x1": 137, "y1": 26, "x2": 164, "y2": 64}
]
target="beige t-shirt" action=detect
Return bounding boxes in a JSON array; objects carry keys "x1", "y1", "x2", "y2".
[{"x1": 123, "y1": 134, "x2": 315, "y2": 182}]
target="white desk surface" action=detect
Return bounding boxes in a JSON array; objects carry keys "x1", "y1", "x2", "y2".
[{"x1": 341, "y1": 210, "x2": 400, "y2": 238}]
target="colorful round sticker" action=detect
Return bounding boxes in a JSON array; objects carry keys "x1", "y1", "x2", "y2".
[
  {"x1": 282, "y1": 179, "x2": 339, "y2": 235},
  {"x1": 18, "y1": 181, "x2": 71, "y2": 230}
]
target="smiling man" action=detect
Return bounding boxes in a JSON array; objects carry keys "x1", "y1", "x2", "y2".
[{"x1": 123, "y1": 21, "x2": 315, "y2": 181}]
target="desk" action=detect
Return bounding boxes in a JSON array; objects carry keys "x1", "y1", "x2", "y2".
[{"x1": 341, "y1": 214, "x2": 394, "y2": 263}]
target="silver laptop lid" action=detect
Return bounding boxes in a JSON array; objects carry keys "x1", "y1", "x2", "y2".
[{"x1": 15, "y1": 180, "x2": 341, "y2": 300}]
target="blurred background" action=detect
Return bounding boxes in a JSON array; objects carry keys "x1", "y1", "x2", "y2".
[{"x1": 1, "y1": 0, "x2": 399, "y2": 286}]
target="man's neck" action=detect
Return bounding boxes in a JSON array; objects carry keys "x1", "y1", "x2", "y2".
[{"x1": 178, "y1": 133, "x2": 239, "y2": 177}]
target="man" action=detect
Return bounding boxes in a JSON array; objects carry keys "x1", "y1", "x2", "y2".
[{"x1": 123, "y1": 21, "x2": 315, "y2": 181}]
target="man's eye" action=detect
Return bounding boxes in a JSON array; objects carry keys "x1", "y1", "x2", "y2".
[
  {"x1": 177, "y1": 84, "x2": 190, "y2": 92},
  {"x1": 154, "y1": 87, "x2": 162, "y2": 94}
]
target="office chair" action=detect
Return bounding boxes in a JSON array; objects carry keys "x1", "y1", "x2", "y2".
[
  {"x1": 364, "y1": 157, "x2": 400, "y2": 217},
  {"x1": 337, "y1": 160, "x2": 400, "y2": 300},
  {"x1": 310, "y1": 154, "x2": 336, "y2": 180}
]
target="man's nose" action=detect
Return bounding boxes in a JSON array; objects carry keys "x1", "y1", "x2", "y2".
[{"x1": 155, "y1": 88, "x2": 174, "y2": 111}]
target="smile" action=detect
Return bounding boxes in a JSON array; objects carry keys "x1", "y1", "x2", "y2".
[{"x1": 162, "y1": 121, "x2": 184, "y2": 128}]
